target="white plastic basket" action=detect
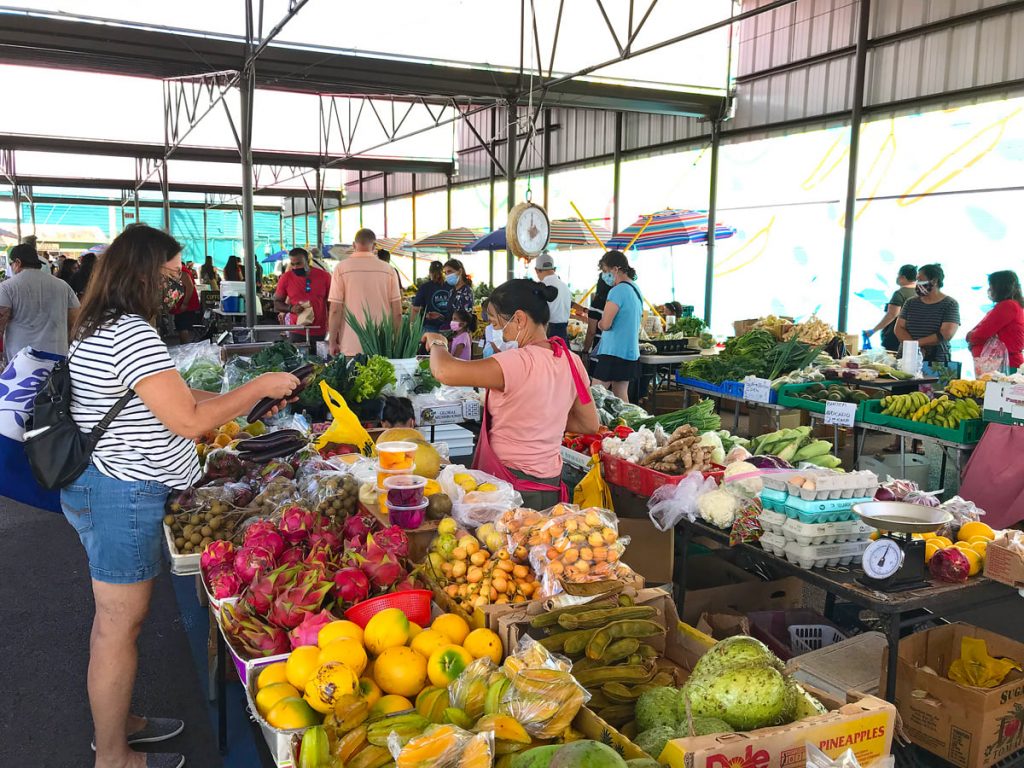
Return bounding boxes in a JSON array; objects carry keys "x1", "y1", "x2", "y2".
[{"x1": 788, "y1": 624, "x2": 847, "y2": 654}]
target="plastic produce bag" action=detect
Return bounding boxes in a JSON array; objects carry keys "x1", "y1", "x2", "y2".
[
  {"x1": 974, "y1": 336, "x2": 1010, "y2": 377},
  {"x1": 302, "y1": 469, "x2": 361, "y2": 520},
  {"x1": 948, "y1": 636, "x2": 1022, "y2": 688},
  {"x1": 249, "y1": 477, "x2": 298, "y2": 516},
  {"x1": 573, "y1": 454, "x2": 614, "y2": 511},
  {"x1": 447, "y1": 657, "x2": 499, "y2": 721},
  {"x1": 391, "y1": 723, "x2": 482, "y2": 768},
  {"x1": 438, "y1": 464, "x2": 523, "y2": 528},
  {"x1": 647, "y1": 471, "x2": 718, "y2": 531},
  {"x1": 500, "y1": 637, "x2": 589, "y2": 738},
  {"x1": 314, "y1": 380, "x2": 375, "y2": 456},
  {"x1": 729, "y1": 497, "x2": 764, "y2": 546},
  {"x1": 171, "y1": 341, "x2": 225, "y2": 393},
  {"x1": 805, "y1": 743, "x2": 894, "y2": 767},
  {"x1": 936, "y1": 495, "x2": 986, "y2": 539}
]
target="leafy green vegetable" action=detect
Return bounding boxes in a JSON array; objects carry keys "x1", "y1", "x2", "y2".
[
  {"x1": 348, "y1": 356, "x2": 397, "y2": 402},
  {"x1": 415, "y1": 358, "x2": 441, "y2": 393},
  {"x1": 251, "y1": 341, "x2": 304, "y2": 372},
  {"x1": 633, "y1": 398, "x2": 721, "y2": 432},
  {"x1": 667, "y1": 317, "x2": 707, "y2": 336},
  {"x1": 182, "y1": 359, "x2": 224, "y2": 392},
  {"x1": 346, "y1": 309, "x2": 424, "y2": 358}
]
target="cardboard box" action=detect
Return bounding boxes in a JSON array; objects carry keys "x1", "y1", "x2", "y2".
[
  {"x1": 680, "y1": 557, "x2": 803, "y2": 625},
  {"x1": 983, "y1": 536, "x2": 1024, "y2": 589},
  {"x1": 620, "y1": 516, "x2": 674, "y2": 585},
  {"x1": 881, "y1": 622, "x2": 1024, "y2": 768},
  {"x1": 748, "y1": 406, "x2": 803, "y2": 436}
]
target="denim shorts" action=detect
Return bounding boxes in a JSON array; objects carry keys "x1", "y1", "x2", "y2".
[{"x1": 61, "y1": 464, "x2": 171, "y2": 584}]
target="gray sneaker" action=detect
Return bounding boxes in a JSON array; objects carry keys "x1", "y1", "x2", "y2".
[
  {"x1": 91, "y1": 718, "x2": 185, "y2": 750},
  {"x1": 145, "y1": 754, "x2": 185, "y2": 768}
]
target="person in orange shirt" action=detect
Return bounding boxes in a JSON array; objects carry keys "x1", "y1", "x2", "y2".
[{"x1": 328, "y1": 228, "x2": 402, "y2": 356}]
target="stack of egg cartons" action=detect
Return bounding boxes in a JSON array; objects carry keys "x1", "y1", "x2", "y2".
[{"x1": 759, "y1": 469, "x2": 879, "y2": 569}]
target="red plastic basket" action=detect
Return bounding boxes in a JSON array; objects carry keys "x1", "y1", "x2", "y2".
[
  {"x1": 344, "y1": 589, "x2": 433, "y2": 629},
  {"x1": 600, "y1": 452, "x2": 723, "y2": 496}
]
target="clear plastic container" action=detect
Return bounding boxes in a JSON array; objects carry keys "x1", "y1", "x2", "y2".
[
  {"x1": 387, "y1": 500, "x2": 428, "y2": 529},
  {"x1": 383, "y1": 474, "x2": 427, "y2": 508},
  {"x1": 376, "y1": 465, "x2": 415, "y2": 489},
  {"x1": 376, "y1": 441, "x2": 418, "y2": 471}
]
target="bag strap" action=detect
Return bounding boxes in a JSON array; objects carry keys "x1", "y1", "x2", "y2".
[{"x1": 87, "y1": 389, "x2": 135, "y2": 444}]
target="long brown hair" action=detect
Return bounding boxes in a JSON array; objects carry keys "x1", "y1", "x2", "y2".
[{"x1": 74, "y1": 224, "x2": 182, "y2": 340}]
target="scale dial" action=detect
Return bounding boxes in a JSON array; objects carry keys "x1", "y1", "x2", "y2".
[
  {"x1": 862, "y1": 538, "x2": 905, "y2": 580},
  {"x1": 507, "y1": 202, "x2": 550, "y2": 260}
]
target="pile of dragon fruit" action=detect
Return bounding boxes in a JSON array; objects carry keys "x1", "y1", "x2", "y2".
[{"x1": 201, "y1": 505, "x2": 418, "y2": 656}]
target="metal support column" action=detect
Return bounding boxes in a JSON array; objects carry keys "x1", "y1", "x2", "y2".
[
  {"x1": 704, "y1": 119, "x2": 722, "y2": 326},
  {"x1": 411, "y1": 175, "x2": 418, "y2": 282},
  {"x1": 27, "y1": 186, "x2": 35, "y2": 236},
  {"x1": 506, "y1": 98, "x2": 517, "y2": 282},
  {"x1": 490, "y1": 106, "x2": 498, "y2": 288},
  {"x1": 279, "y1": 212, "x2": 284, "y2": 251},
  {"x1": 160, "y1": 163, "x2": 171, "y2": 232},
  {"x1": 12, "y1": 184, "x2": 21, "y2": 241},
  {"x1": 315, "y1": 166, "x2": 324, "y2": 257},
  {"x1": 542, "y1": 108, "x2": 551, "y2": 211},
  {"x1": 612, "y1": 112, "x2": 623, "y2": 234},
  {"x1": 202, "y1": 201, "x2": 208, "y2": 257},
  {"x1": 239, "y1": 15, "x2": 258, "y2": 328},
  {"x1": 358, "y1": 172, "x2": 364, "y2": 227},
  {"x1": 382, "y1": 174, "x2": 389, "y2": 237},
  {"x1": 837, "y1": 0, "x2": 872, "y2": 332},
  {"x1": 446, "y1": 175, "x2": 452, "y2": 229}
]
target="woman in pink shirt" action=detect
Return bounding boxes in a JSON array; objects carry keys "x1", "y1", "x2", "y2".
[
  {"x1": 449, "y1": 308, "x2": 476, "y2": 360},
  {"x1": 968, "y1": 270, "x2": 1024, "y2": 371},
  {"x1": 423, "y1": 279, "x2": 600, "y2": 508}
]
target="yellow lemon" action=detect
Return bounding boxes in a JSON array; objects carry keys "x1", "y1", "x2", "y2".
[
  {"x1": 318, "y1": 638, "x2": 368, "y2": 677},
  {"x1": 285, "y1": 645, "x2": 323, "y2": 691},
  {"x1": 919, "y1": 531, "x2": 936, "y2": 540},
  {"x1": 256, "y1": 661, "x2": 289, "y2": 690},
  {"x1": 364, "y1": 608, "x2": 411, "y2": 656},
  {"x1": 970, "y1": 540, "x2": 989, "y2": 558},
  {"x1": 931, "y1": 536, "x2": 954, "y2": 549},
  {"x1": 410, "y1": 629, "x2": 451, "y2": 660},
  {"x1": 968, "y1": 535, "x2": 992, "y2": 546},
  {"x1": 957, "y1": 521, "x2": 995, "y2": 542},
  {"x1": 255, "y1": 682, "x2": 300, "y2": 717},
  {"x1": 476, "y1": 483, "x2": 498, "y2": 493},
  {"x1": 463, "y1": 628, "x2": 503, "y2": 665},
  {"x1": 925, "y1": 542, "x2": 941, "y2": 563},
  {"x1": 265, "y1": 697, "x2": 320, "y2": 730},
  {"x1": 318, "y1": 620, "x2": 364, "y2": 649},
  {"x1": 960, "y1": 548, "x2": 982, "y2": 576},
  {"x1": 431, "y1": 614, "x2": 470, "y2": 646}
]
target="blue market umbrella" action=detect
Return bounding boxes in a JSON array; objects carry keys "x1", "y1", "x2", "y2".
[
  {"x1": 466, "y1": 228, "x2": 507, "y2": 251},
  {"x1": 262, "y1": 250, "x2": 288, "y2": 264}
]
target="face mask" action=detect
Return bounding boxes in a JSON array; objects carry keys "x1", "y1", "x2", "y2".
[
  {"x1": 492, "y1": 315, "x2": 522, "y2": 349},
  {"x1": 601, "y1": 272, "x2": 615, "y2": 286},
  {"x1": 450, "y1": 321, "x2": 464, "y2": 331},
  {"x1": 162, "y1": 274, "x2": 184, "y2": 311},
  {"x1": 916, "y1": 282, "x2": 932, "y2": 297},
  {"x1": 292, "y1": 267, "x2": 307, "y2": 277},
  {"x1": 445, "y1": 274, "x2": 459, "y2": 286}
]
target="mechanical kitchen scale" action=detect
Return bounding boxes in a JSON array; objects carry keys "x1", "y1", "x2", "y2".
[{"x1": 851, "y1": 501, "x2": 954, "y2": 592}]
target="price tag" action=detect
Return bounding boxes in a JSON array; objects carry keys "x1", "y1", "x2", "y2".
[
  {"x1": 824, "y1": 400, "x2": 858, "y2": 427},
  {"x1": 743, "y1": 377, "x2": 773, "y2": 403}
]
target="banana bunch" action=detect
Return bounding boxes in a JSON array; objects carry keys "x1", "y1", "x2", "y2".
[
  {"x1": 747, "y1": 426, "x2": 842, "y2": 468},
  {"x1": 881, "y1": 393, "x2": 980, "y2": 428},
  {"x1": 947, "y1": 379, "x2": 986, "y2": 399}
]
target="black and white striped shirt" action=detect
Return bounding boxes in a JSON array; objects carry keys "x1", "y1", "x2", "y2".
[{"x1": 69, "y1": 315, "x2": 201, "y2": 489}]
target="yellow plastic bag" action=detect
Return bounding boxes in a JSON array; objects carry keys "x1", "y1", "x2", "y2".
[
  {"x1": 948, "y1": 636, "x2": 1022, "y2": 688},
  {"x1": 573, "y1": 454, "x2": 613, "y2": 511},
  {"x1": 314, "y1": 380, "x2": 376, "y2": 456}
]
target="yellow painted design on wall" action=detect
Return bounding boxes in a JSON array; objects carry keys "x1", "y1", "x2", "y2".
[
  {"x1": 839, "y1": 120, "x2": 897, "y2": 227},
  {"x1": 801, "y1": 133, "x2": 848, "y2": 191},
  {"x1": 714, "y1": 216, "x2": 776, "y2": 278},
  {"x1": 898, "y1": 108, "x2": 1022, "y2": 206}
]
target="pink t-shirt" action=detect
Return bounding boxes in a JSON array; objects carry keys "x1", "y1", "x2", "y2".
[
  {"x1": 450, "y1": 330, "x2": 472, "y2": 360},
  {"x1": 328, "y1": 252, "x2": 402, "y2": 356},
  {"x1": 489, "y1": 345, "x2": 590, "y2": 478}
]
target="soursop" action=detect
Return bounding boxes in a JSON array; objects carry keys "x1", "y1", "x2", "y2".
[
  {"x1": 633, "y1": 726, "x2": 676, "y2": 759},
  {"x1": 678, "y1": 716, "x2": 734, "y2": 737},
  {"x1": 634, "y1": 686, "x2": 680, "y2": 732},
  {"x1": 690, "y1": 636, "x2": 784, "y2": 682},
  {"x1": 681, "y1": 664, "x2": 790, "y2": 731}
]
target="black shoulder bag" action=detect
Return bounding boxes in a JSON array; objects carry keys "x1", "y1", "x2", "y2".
[{"x1": 23, "y1": 354, "x2": 134, "y2": 490}]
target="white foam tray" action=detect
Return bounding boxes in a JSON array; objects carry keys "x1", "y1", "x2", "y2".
[
  {"x1": 759, "y1": 531, "x2": 869, "y2": 569},
  {"x1": 782, "y1": 516, "x2": 875, "y2": 546}
]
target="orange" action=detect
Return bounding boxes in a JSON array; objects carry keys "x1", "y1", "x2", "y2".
[
  {"x1": 286, "y1": 645, "x2": 323, "y2": 691},
  {"x1": 970, "y1": 540, "x2": 989, "y2": 558},
  {"x1": 463, "y1": 628, "x2": 503, "y2": 665},
  {"x1": 256, "y1": 661, "x2": 289, "y2": 690},
  {"x1": 255, "y1": 682, "x2": 300, "y2": 717},
  {"x1": 410, "y1": 629, "x2": 451, "y2": 660},
  {"x1": 318, "y1": 638, "x2": 368, "y2": 677},
  {"x1": 432, "y1": 614, "x2": 470, "y2": 646},
  {"x1": 925, "y1": 542, "x2": 941, "y2": 563},
  {"x1": 427, "y1": 645, "x2": 473, "y2": 687},
  {"x1": 931, "y1": 536, "x2": 954, "y2": 549},
  {"x1": 919, "y1": 531, "x2": 936, "y2": 541},
  {"x1": 318, "y1": 620, "x2": 364, "y2": 648},
  {"x1": 968, "y1": 535, "x2": 992, "y2": 546},
  {"x1": 957, "y1": 521, "x2": 995, "y2": 542},
  {"x1": 374, "y1": 646, "x2": 428, "y2": 697}
]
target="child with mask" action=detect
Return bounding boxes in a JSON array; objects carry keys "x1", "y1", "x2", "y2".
[{"x1": 449, "y1": 308, "x2": 476, "y2": 360}]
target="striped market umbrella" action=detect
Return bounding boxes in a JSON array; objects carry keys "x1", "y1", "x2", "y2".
[
  {"x1": 329, "y1": 236, "x2": 416, "y2": 259},
  {"x1": 606, "y1": 209, "x2": 735, "y2": 250},
  {"x1": 465, "y1": 218, "x2": 613, "y2": 252},
  {"x1": 411, "y1": 227, "x2": 487, "y2": 253}
]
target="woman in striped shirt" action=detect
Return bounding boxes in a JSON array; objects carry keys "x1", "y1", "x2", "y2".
[
  {"x1": 895, "y1": 263, "x2": 960, "y2": 365},
  {"x1": 62, "y1": 225, "x2": 299, "y2": 768}
]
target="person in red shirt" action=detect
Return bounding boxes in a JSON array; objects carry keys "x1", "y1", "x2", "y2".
[
  {"x1": 968, "y1": 269, "x2": 1024, "y2": 371},
  {"x1": 171, "y1": 265, "x2": 202, "y2": 343},
  {"x1": 274, "y1": 247, "x2": 331, "y2": 349}
]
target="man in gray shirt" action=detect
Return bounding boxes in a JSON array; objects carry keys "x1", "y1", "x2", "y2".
[{"x1": 0, "y1": 242, "x2": 80, "y2": 362}]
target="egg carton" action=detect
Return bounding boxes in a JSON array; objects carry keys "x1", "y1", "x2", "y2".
[
  {"x1": 759, "y1": 530, "x2": 789, "y2": 557},
  {"x1": 787, "y1": 470, "x2": 879, "y2": 501},
  {"x1": 758, "y1": 509, "x2": 790, "y2": 536},
  {"x1": 782, "y1": 539, "x2": 871, "y2": 569},
  {"x1": 781, "y1": 516, "x2": 875, "y2": 546},
  {"x1": 783, "y1": 495, "x2": 875, "y2": 524},
  {"x1": 761, "y1": 471, "x2": 809, "y2": 493}
]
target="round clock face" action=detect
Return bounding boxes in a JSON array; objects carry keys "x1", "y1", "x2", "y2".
[
  {"x1": 862, "y1": 538, "x2": 904, "y2": 579},
  {"x1": 515, "y1": 206, "x2": 549, "y2": 255}
]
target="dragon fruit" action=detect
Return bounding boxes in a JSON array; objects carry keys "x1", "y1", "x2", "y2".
[
  {"x1": 342, "y1": 513, "x2": 376, "y2": 546},
  {"x1": 233, "y1": 546, "x2": 276, "y2": 583},
  {"x1": 358, "y1": 550, "x2": 405, "y2": 589},
  {"x1": 222, "y1": 603, "x2": 290, "y2": 657},
  {"x1": 333, "y1": 566, "x2": 370, "y2": 605},
  {"x1": 308, "y1": 529, "x2": 341, "y2": 550},
  {"x1": 267, "y1": 575, "x2": 333, "y2": 629},
  {"x1": 207, "y1": 566, "x2": 243, "y2": 600},
  {"x1": 244, "y1": 565, "x2": 299, "y2": 616},
  {"x1": 243, "y1": 520, "x2": 278, "y2": 546},
  {"x1": 369, "y1": 527, "x2": 410, "y2": 559},
  {"x1": 200, "y1": 540, "x2": 235, "y2": 573},
  {"x1": 288, "y1": 609, "x2": 335, "y2": 649},
  {"x1": 279, "y1": 505, "x2": 317, "y2": 542},
  {"x1": 244, "y1": 527, "x2": 285, "y2": 559},
  {"x1": 305, "y1": 544, "x2": 340, "y2": 580},
  {"x1": 279, "y1": 545, "x2": 307, "y2": 567}
]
